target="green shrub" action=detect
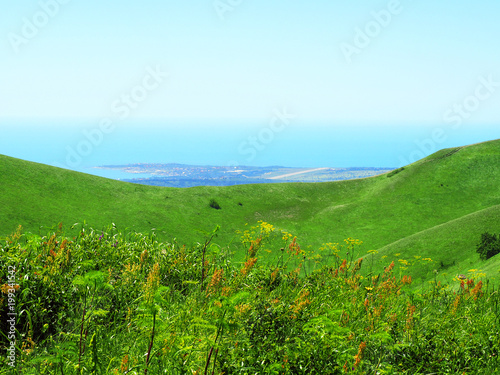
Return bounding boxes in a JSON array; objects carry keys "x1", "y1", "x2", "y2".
[
  {"x1": 209, "y1": 198, "x2": 221, "y2": 210},
  {"x1": 476, "y1": 232, "x2": 500, "y2": 260}
]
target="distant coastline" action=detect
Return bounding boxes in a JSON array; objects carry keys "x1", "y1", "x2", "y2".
[{"x1": 94, "y1": 163, "x2": 395, "y2": 187}]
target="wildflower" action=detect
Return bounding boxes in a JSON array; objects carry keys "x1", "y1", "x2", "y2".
[
  {"x1": 140, "y1": 249, "x2": 148, "y2": 264},
  {"x1": 120, "y1": 354, "x2": 129, "y2": 373},
  {"x1": 374, "y1": 305, "x2": 383, "y2": 318},
  {"x1": 145, "y1": 263, "x2": 160, "y2": 304},
  {"x1": 122, "y1": 263, "x2": 141, "y2": 287},
  {"x1": 451, "y1": 294, "x2": 461, "y2": 314},
  {"x1": 240, "y1": 257, "x2": 257, "y2": 276},
  {"x1": 288, "y1": 236, "x2": 301, "y2": 255},
  {"x1": 352, "y1": 258, "x2": 363, "y2": 273},
  {"x1": 390, "y1": 313, "x2": 397, "y2": 323},
  {"x1": 401, "y1": 275, "x2": 412, "y2": 285},
  {"x1": 290, "y1": 289, "x2": 311, "y2": 318},
  {"x1": 383, "y1": 261, "x2": 395, "y2": 277},
  {"x1": 398, "y1": 259, "x2": 409, "y2": 266},
  {"x1": 59, "y1": 239, "x2": 69, "y2": 250},
  {"x1": 353, "y1": 341, "x2": 367, "y2": 369},
  {"x1": 339, "y1": 259, "x2": 347, "y2": 273},
  {"x1": 21, "y1": 333, "x2": 35, "y2": 355},
  {"x1": 406, "y1": 303, "x2": 416, "y2": 330},
  {"x1": 471, "y1": 280, "x2": 483, "y2": 301},
  {"x1": 1, "y1": 284, "x2": 20, "y2": 294},
  {"x1": 206, "y1": 268, "x2": 224, "y2": 296},
  {"x1": 235, "y1": 303, "x2": 251, "y2": 315}
]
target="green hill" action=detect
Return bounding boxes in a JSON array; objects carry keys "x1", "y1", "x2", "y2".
[
  {"x1": 370, "y1": 204, "x2": 500, "y2": 284},
  {"x1": 1, "y1": 139, "x2": 499, "y2": 281}
]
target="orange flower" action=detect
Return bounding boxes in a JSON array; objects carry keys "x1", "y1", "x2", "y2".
[
  {"x1": 248, "y1": 237, "x2": 262, "y2": 257},
  {"x1": 1, "y1": 284, "x2": 20, "y2": 294},
  {"x1": 206, "y1": 268, "x2": 224, "y2": 296},
  {"x1": 406, "y1": 303, "x2": 417, "y2": 331},
  {"x1": 120, "y1": 354, "x2": 129, "y2": 372},
  {"x1": 401, "y1": 275, "x2": 412, "y2": 285},
  {"x1": 353, "y1": 341, "x2": 367, "y2": 369},
  {"x1": 288, "y1": 237, "x2": 301, "y2": 255},
  {"x1": 339, "y1": 259, "x2": 347, "y2": 273},
  {"x1": 471, "y1": 280, "x2": 483, "y2": 301},
  {"x1": 145, "y1": 263, "x2": 160, "y2": 303},
  {"x1": 290, "y1": 290, "x2": 311, "y2": 318},
  {"x1": 240, "y1": 257, "x2": 257, "y2": 276},
  {"x1": 364, "y1": 298, "x2": 370, "y2": 309}
]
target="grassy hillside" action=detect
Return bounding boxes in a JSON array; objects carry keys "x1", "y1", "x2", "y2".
[
  {"x1": 370, "y1": 205, "x2": 500, "y2": 284},
  {"x1": 1, "y1": 139, "x2": 499, "y2": 280}
]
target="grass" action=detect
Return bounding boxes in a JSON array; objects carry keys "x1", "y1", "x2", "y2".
[
  {"x1": 1, "y1": 223, "x2": 499, "y2": 374},
  {"x1": 367, "y1": 204, "x2": 500, "y2": 283},
  {"x1": 0, "y1": 139, "x2": 499, "y2": 284}
]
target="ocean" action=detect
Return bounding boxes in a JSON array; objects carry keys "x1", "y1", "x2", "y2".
[{"x1": 1, "y1": 120, "x2": 497, "y2": 180}]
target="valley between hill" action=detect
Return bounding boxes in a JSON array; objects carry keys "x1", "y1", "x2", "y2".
[{"x1": 1, "y1": 139, "x2": 499, "y2": 283}]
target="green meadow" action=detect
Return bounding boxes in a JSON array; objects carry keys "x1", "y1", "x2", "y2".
[
  {"x1": 0, "y1": 139, "x2": 499, "y2": 373},
  {"x1": 1, "y1": 139, "x2": 499, "y2": 280}
]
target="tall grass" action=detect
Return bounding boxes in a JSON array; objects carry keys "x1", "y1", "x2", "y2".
[{"x1": 1, "y1": 223, "x2": 499, "y2": 374}]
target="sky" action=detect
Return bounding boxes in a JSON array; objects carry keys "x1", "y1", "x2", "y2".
[{"x1": 1, "y1": 0, "x2": 499, "y2": 171}]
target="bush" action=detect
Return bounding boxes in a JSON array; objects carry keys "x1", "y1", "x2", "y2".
[
  {"x1": 476, "y1": 232, "x2": 500, "y2": 260},
  {"x1": 209, "y1": 198, "x2": 221, "y2": 210}
]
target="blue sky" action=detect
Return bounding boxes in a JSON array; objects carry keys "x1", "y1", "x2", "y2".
[{"x1": 0, "y1": 1, "x2": 499, "y2": 170}]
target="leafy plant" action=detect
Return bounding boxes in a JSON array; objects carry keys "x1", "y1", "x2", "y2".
[{"x1": 1, "y1": 223, "x2": 499, "y2": 374}]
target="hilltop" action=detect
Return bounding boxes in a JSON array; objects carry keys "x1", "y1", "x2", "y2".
[{"x1": 0, "y1": 139, "x2": 499, "y2": 282}]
